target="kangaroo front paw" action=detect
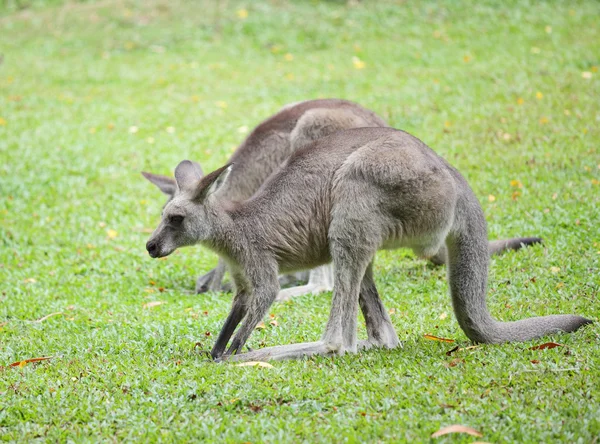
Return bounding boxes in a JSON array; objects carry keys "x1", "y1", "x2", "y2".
[{"x1": 195, "y1": 269, "x2": 216, "y2": 293}]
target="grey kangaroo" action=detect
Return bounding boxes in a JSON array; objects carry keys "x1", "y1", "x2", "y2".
[
  {"x1": 143, "y1": 99, "x2": 542, "y2": 299},
  {"x1": 146, "y1": 127, "x2": 591, "y2": 361}
]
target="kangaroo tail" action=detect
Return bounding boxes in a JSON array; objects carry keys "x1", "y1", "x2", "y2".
[{"x1": 445, "y1": 203, "x2": 592, "y2": 343}]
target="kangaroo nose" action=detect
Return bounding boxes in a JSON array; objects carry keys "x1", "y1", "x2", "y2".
[{"x1": 146, "y1": 241, "x2": 158, "y2": 257}]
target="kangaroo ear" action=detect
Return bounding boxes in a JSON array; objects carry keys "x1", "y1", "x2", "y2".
[
  {"x1": 174, "y1": 160, "x2": 204, "y2": 192},
  {"x1": 141, "y1": 172, "x2": 177, "y2": 197},
  {"x1": 192, "y1": 163, "x2": 233, "y2": 203}
]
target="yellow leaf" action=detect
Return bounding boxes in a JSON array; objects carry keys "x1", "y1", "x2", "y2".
[
  {"x1": 255, "y1": 322, "x2": 266, "y2": 329},
  {"x1": 423, "y1": 334, "x2": 455, "y2": 343},
  {"x1": 235, "y1": 361, "x2": 274, "y2": 368},
  {"x1": 517, "y1": 97, "x2": 524, "y2": 105},
  {"x1": 236, "y1": 8, "x2": 248, "y2": 19},
  {"x1": 488, "y1": 194, "x2": 496, "y2": 202},
  {"x1": 550, "y1": 266, "x2": 561, "y2": 274},
  {"x1": 463, "y1": 55, "x2": 471, "y2": 63},
  {"x1": 9, "y1": 356, "x2": 53, "y2": 368},
  {"x1": 510, "y1": 179, "x2": 522, "y2": 188},
  {"x1": 536, "y1": 91, "x2": 543, "y2": 99},
  {"x1": 0, "y1": 117, "x2": 7, "y2": 125},
  {"x1": 582, "y1": 71, "x2": 592, "y2": 79},
  {"x1": 352, "y1": 56, "x2": 365, "y2": 69},
  {"x1": 284, "y1": 53, "x2": 294, "y2": 61},
  {"x1": 143, "y1": 301, "x2": 166, "y2": 309},
  {"x1": 539, "y1": 117, "x2": 549, "y2": 124},
  {"x1": 107, "y1": 229, "x2": 118, "y2": 239}
]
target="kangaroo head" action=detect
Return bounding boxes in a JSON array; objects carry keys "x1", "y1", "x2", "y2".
[
  {"x1": 141, "y1": 161, "x2": 204, "y2": 204},
  {"x1": 146, "y1": 160, "x2": 232, "y2": 258}
]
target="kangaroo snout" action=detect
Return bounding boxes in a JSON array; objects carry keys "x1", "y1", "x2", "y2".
[{"x1": 146, "y1": 240, "x2": 159, "y2": 258}]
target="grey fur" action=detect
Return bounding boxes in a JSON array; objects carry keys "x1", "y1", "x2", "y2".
[
  {"x1": 146, "y1": 127, "x2": 592, "y2": 361},
  {"x1": 142, "y1": 99, "x2": 543, "y2": 297}
]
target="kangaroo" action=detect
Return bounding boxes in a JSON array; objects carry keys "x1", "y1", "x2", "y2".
[
  {"x1": 143, "y1": 99, "x2": 542, "y2": 299},
  {"x1": 146, "y1": 127, "x2": 591, "y2": 361}
]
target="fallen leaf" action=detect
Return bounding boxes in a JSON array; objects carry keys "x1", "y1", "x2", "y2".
[
  {"x1": 550, "y1": 266, "x2": 561, "y2": 274},
  {"x1": 582, "y1": 71, "x2": 592, "y2": 79},
  {"x1": 424, "y1": 334, "x2": 455, "y2": 343},
  {"x1": 106, "y1": 229, "x2": 118, "y2": 239},
  {"x1": 269, "y1": 320, "x2": 279, "y2": 326},
  {"x1": 24, "y1": 278, "x2": 37, "y2": 283},
  {"x1": 446, "y1": 345, "x2": 480, "y2": 356},
  {"x1": 235, "y1": 361, "x2": 274, "y2": 368},
  {"x1": 488, "y1": 194, "x2": 496, "y2": 202},
  {"x1": 529, "y1": 342, "x2": 563, "y2": 350},
  {"x1": 143, "y1": 301, "x2": 165, "y2": 309},
  {"x1": 431, "y1": 425, "x2": 483, "y2": 438},
  {"x1": 445, "y1": 346, "x2": 460, "y2": 356},
  {"x1": 255, "y1": 322, "x2": 266, "y2": 330},
  {"x1": 439, "y1": 312, "x2": 448, "y2": 320},
  {"x1": 444, "y1": 358, "x2": 464, "y2": 368},
  {"x1": 34, "y1": 312, "x2": 63, "y2": 323},
  {"x1": 9, "y1": 356, "x2": 53, "y2": 367},
  {"x1": 517, "y1": 97, "x2": 525, "y2": 105},
  {"x1": 531, "y1": 359, "x2": 540, "y2": 364},
  {"x1": 352, "y1": 56, "x2": 365, "y2": 69},
  {"x1": 284, "y1": 53, "x2": 294, "y2": 61},
  {"x1": 536, "y1": 91, "x2": 543, "y2": 99},
  {"x1": 236, "y1": 8, "x2": 248, "y2": 19}
]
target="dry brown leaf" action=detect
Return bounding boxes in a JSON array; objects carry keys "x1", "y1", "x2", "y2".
[
  {"x1": 34, "y1": 312, "x2": 63, "y2": 323},
  {"x1": 9, "y1": 356, "x2": 53, "y2": 367},
  {"x1": 269, "y1": 320, "x2": 279, "y2": 327},
  {"x1": 143, "y1": 301, "x2": 165, "y2": 309},
  {"x1": 444, "y1": 358, "x2": 464, "y2": 368},
  {"x1": 529, "y1": 342, "x2": 563, "y2": 351},
  {"x1": 431, "y1": 424, "x2": 483, "y2": 438},
  {"x1": 255, "y1": 322, "x2": 266, "y2": 330},
  {"x1": 445, "y1": 346, "x2": 460, "y2": 356},
  {"x1": 235, "y1": 361, "x2": 274, "y2": 368},
  {"x1": 424, "y1": 334, "x2": 455, "y2": 343}
]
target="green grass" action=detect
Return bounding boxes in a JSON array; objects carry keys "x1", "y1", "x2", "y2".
[{"x1": 1, "y1": 0, "x2": 599, "y2": 441}]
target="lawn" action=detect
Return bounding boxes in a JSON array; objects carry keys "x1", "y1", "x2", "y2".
[{"x1": 0, "y1": 0, "x2": 599, "y2": 441}]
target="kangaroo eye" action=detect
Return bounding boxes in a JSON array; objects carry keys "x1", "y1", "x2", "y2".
[{"x1": 169, "y1": 215, "x2": 184, "y2": 227}]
